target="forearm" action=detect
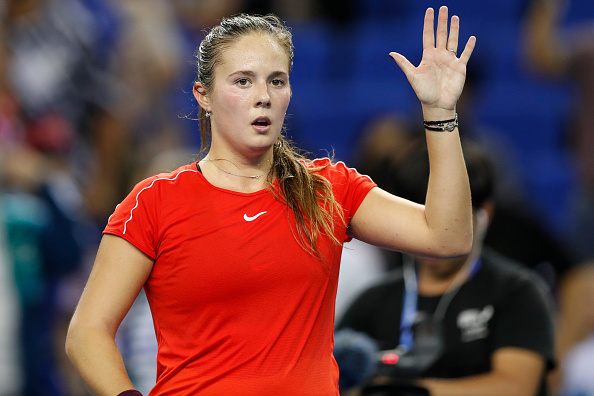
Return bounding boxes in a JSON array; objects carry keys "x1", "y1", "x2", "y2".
[
  {"x1": 422, "y1": 106, "x2": 473, "y2": 256},
  {"x1": 66, "y1": 323, "x2": 136, "y2": 396}
]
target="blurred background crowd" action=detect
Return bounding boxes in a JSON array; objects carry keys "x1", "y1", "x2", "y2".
[{"x1": 0, "y1": 0, "x2": 593, "y2": 395}]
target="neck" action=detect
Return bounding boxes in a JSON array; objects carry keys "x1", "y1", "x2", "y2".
[
  {"x1": 417, "y1": 261, "x2": 465, "y2": 296},
  {"x1": 206, "y1": 146, "x2": 273, "y2": 170},
  {"x1": 417, "y1": 242, "x2": 481, "y2": 296},
  {"x1": 199, "y1": 150, "x2": 274, "y2": 193}
]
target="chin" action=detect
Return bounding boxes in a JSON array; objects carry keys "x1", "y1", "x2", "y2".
[
  {"x1": 252, "y1": 134, "x2": 281, "y2": 149},
  {"x1": 418, "y1": 257, "x2": 447, "y2": 267},
  {"x1": 244, "y1": 141, "x2": 276, "y2": 156}
]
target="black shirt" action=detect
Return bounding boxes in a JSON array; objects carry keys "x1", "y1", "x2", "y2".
[{"x1": 337, "y1": 249, "x2": 556, "y2": 394}]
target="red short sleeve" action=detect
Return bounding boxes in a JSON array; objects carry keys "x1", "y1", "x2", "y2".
[
  {"x1": 103, "y1": 176, "x2": 160, "y2": 260},
  {"x1": 307, "y1": 158, "x2": 377, "y2": 241}
]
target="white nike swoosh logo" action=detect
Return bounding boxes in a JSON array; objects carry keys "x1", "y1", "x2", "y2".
[{"x1": 244, "y1": 211, "x2": 267, "y2": 222}]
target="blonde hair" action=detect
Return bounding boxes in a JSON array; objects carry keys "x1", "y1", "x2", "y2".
[{"x1": 195, "y1": 14, "x2": 344, "y2": 262}]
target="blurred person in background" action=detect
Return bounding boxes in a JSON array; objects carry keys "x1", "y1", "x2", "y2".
[
  {"x1": 65, "y1": 7, "x2": 477, "y2": 395},
  {"x1": 1, "y1": 13, "x2": 93, "y2": 390},
  {"x1": 0, "y1": 115, "x2": 88, "y2": 396},
  {"x1": 337, "y1": 141, "x2": 556, "y2": 396},
  {"x1": 0, "y1": 18, "x2": 25, "y2": 395},
  {"x1": 335, "y1": 113, "x2": 419, "y2": 324},
  {"x1": 98, "y1": 0, "x2": 189, "y2": 211},
  {"x1": 447, "y1": 40, "x2": 575, "y2": 294},
  {"x1": 0, "y1": 70, "x2": 89, "y2": 396},
  {"x1": 0, "y1": 0, "x2": 123, "y2": 394},
  {"x1": 554, "y1": 262, "x2": 594, "y2": 396},
  {"x1": 1, "y1": 0, "x2": 125, "y2": 223},
  {"x1": 524, "y1": 0, "x2": 594, "y2": 263},
  {"x1": 524, "y1": 0, "x2": 594, "y2": 393}
]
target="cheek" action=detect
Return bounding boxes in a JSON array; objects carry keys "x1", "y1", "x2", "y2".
[
  {"x1": 275, "y1": 90, "x2": 291, "y2": 111},
  {"x1": 219, "y1": 90, "x2": 249, "y2": 111}
]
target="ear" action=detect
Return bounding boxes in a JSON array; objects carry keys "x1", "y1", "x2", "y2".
[
  {"x1": 481, "y1": 200, "x2": 495, "y2": 224},
  {"x1": 193, "y1": 82, "x2": 210, "y2": 111},
  {"x1": 474, "y1": 199, "x2": 495, "y2": 240}
]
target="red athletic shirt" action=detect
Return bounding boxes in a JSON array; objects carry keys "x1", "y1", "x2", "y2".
[{"x1": 104, "y1": 158, "x2": 376, "y2": 395}]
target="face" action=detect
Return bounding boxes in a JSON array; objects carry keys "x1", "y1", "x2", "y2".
[
  {"x1": 416, "y1": 255, "x2": 467, "y2": 278},
  {"x1": 195, "y1": 33, "x2": 291, "y2": 159}
]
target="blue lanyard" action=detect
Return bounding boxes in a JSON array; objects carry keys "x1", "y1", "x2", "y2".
[
  {"x1": 399, "y1": 256, "x2": 482, "y2": 351},
  {"x1": 399, "y1": 256, "x2": 418, "y2": 351}
]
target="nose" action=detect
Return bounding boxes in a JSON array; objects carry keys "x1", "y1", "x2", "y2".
[{"x1": 255, "y1": 82, "x2": 271, "y2": 108}]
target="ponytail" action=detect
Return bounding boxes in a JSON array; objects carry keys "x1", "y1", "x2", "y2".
[{"x1": 270, "y1": 136, "x2": 345, "y2": 265}]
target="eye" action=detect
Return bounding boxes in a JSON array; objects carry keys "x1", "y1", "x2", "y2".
[
  {"x1": 271, "y1": 79, "x2": 286, "y2": 87},
  {"x1": 236, "y1": 78, "x2": 251, "y2": 86}
]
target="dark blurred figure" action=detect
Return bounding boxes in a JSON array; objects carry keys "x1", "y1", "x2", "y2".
[
  {"x1": 1, "y1": 0, "x2": 124, "y2": 223},
  {"x1": 0, "y1": 0, "x2": 119, "y2": 393},
  {"x1": 334, "y1": 328, "x2": 379, "y2": 394},
  {"x1": 0, "y1": 116, "x2": 89, "y2": 396},
  {"x1": 553, "y1": 261, "x2": 594, "y2": 396},
  {"x1": 524, "y1": 0, "x2": 594, "y2": 262},
  {"x1": 455, "y1": 40, "x2": 576, "y2": 292},
  {"x1": 524, "y1": 1, "x2": 594, "y2": 393},
  {"x1": 338, "y1": 141, "x2": 556, "y2": 396},
  {"x1": 334, "y1": 114, "x2": 419, "y2": 325},
  {"x1": 352, "y1": 114, "x2": 420, "y2": 194}
]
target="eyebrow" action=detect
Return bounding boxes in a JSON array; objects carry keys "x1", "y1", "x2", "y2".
[{"x1": 228, "y1": 70, "x2": 289, "y2": 79}]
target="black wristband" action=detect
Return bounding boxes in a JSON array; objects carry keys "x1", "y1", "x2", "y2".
[
  {"x1": 423, "y1": 116, "x2": 457, "y2": 125},
  {"x1": 423, "y1": 113, "x2": 458, "y2": 132},
  {"x1": 117, "y1": 391, "x2": 143, "y2": 396}
]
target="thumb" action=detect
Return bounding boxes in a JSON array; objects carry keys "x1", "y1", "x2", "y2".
[{"x1": 389, "y1": 52, "x2": 415, "y2": 80}]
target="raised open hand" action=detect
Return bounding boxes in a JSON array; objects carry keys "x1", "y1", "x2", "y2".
[{"x1": 390, "y1": 6, "x2": 476, "y2": 112}]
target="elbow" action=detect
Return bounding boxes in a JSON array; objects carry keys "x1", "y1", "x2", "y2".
[
  {"x1": 452, "y1": 235, "x2": 473, "y2": 257},
  {"x1": 65, "y1": 316, "x2": 117, "y2": 361},
  {"x1": 64, "y1": 316, "x2": 90, "y2": 362},
  {"x1": 64, "y1": 320, "x2": 78, "y2": 361},
  {"x1": 433, "y1": 234, "x2": 473, "y2": 259}
]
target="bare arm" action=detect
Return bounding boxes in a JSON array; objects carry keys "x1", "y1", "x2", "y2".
[
  {"x1": 349, "y1": 7, "x2": 475, "y2": 258},
  {"x1": 548, "y1": 263, "x2": 594, "y2": 393},
  {"x1": 418, "y1": 348, "x2": 546, "y2": 396},
  {"x1": 523, "y1": 0, "x2": 571, "y2": 76},
  {"x1": 65, "y1": 234, "x2": 154, "y2": 395}
]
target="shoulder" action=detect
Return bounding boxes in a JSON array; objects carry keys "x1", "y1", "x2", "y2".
[
  {"x1": 298, "y1": 158, "x2": 376, "y2": 216},
  {"x1": 150, "y1": 162, "x2": 200, "y2": 184},
  {"x1": 305, "y1": 157, "x2": 362, "y2": 173},
  {"x1": 482, "y1": 248, "x2": 540, "y2": 279},
  {"x1": 303, "y1": 158, "x2": 373, "y2": 182},
  {"x1": 115, "y1": 163, "x2": 200, "y2": 212},
  {"x1": 132, "y1": 162, "x2": 199, "y2": 192}
]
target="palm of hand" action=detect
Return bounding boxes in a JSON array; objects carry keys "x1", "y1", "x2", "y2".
[
  {"x1": 390, "y1": 7, "x2": 476, "y2": 113},
  {"x1": 413, "y1": 48, "x2": 467, "y2": 110}
]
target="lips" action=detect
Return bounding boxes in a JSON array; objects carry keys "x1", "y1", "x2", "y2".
[
  {"x1": 252, "y1": 116, "x2": 271, "y2": 132},
  {"x1": 252, "y1": 117, "x2": 270, "y2": 127}
]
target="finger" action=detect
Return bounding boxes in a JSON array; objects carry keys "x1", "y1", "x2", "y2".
[
  {"x1": 389, "y1": 52, "x2": 416, "y2": 81},
  {"x1": 422, "y1": 8, "x2": 435, "y2": 50},
  {"x1": 435, "y1": 6, "x2": 449, "y2": 49},
  {"x1": 447, "y1": 15, "x2": 460, "y2": 54},
  {"x1": 459, "y1": 36, "x2": 477, "y2": 64}
]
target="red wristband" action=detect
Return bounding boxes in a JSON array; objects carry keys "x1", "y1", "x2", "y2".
[{"x1": 117, "y1": 391, "x2": 143, "y2": 396}]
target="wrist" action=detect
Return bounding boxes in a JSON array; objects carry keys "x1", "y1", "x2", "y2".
[
  {"x1": 421, "y1": 106, "x2": 456, "y2": 122},
  {"x1": 117, "y1": 391, "x2": 143, "y2": 396},
  {"x1": 424, "y1": 113, "x2": 458, "y2": 132}
]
